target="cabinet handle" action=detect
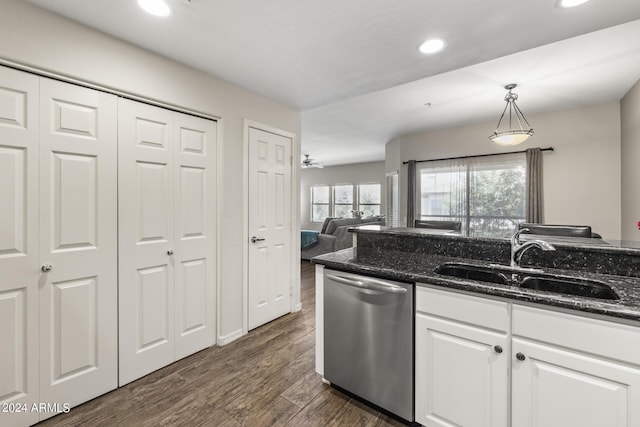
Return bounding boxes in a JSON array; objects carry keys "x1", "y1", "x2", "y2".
[
  {"x1": 41, "y1": 264, "x2": 52, "y2": 272},
  {"x1": 516, "y1": 352, "x2": 526, "y2": 361},
  {"x1": 167, "y1": 249, "x2": 174, "y2": 256},
  {"x1": 493, "y1": 345, "x2": 503, "y2": 354}
]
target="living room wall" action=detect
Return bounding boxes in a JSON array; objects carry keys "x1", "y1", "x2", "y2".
[
  {"x1": 386, "y1": 101, "x2": 622, "y2": 240},
  {"x1": 300, "y1": 161, "x2": 386, "y2": 231}
]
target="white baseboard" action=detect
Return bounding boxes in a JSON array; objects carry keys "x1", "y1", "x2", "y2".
[
  {"x1": 217, "y1": 328, "x2": 244, "y2": 346},
  {"x1": 293, "y1": 302, "x2": 302, "y2": 312}
]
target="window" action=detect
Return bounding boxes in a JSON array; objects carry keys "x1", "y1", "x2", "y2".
[
  {"x1": 333, "y1": 185, "x2": 354, "y2": 218},
  {"x1": 417, "y1": 153, "x2": 525, "y2": 236},
  {"x1": 358, "y1": 184, "x2": 381, "y2": 217},
  {"x1": 311, "y1": 185, "x2": 330, "y2": 222},
  {"x1": 310, "y1": 183, "x2": 382, "y2": 221},
  {"x1": 386, "y1": 172, "x2": 399, "y2": 227}
]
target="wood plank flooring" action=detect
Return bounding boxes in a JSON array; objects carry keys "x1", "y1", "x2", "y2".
[{"x1": 37, "y1": 261, "x2": 408, "y2": 427}]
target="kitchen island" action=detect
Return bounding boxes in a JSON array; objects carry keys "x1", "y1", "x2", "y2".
[{"x1": 312, "y1": 227, "x2": 640, "y2": 427}]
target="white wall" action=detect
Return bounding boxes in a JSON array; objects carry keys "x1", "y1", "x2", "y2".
[
  {"x1": 621, "y1": 79, "x2": 640, "y2": 241},
  {"x1": 0, "y1": 0, "x2": 301, "y2": 342},
  {"x1": 387, "y1": 102, "x2": 622, "y2": 240},
  {"x1": 300, "y1": 161, "x2": 386, "y2": 230}
]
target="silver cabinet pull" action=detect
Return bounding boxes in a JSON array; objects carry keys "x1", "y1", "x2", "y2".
[
  {"x1": 167, "y1": 249, "x2": 174, "y2": 255},
  {"x1": 41, "y1": 264, "x2": 52, "y2": 272},
  {"x1": 326, "y1": 273, "x2": 407, "y2": 294},
  {"x1": 251, "y1": 236, "x2": 265, "y2": 243}
]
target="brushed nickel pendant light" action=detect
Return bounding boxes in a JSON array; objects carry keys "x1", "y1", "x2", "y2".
[{"x1": 489, "y1": 84, "x2": 534, "y2": 146}]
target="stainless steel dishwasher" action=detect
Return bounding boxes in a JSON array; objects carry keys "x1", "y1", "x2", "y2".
[{"x1": 324, "y1": 269, "x2": 414, "y2": 422}]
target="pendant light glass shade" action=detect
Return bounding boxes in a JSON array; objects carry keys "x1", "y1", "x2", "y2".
[{"x1": 489, "y1": 84, "x2": 534, "y2": 146}]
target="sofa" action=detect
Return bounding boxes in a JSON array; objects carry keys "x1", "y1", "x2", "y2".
[{"x1": 301, "y1": 216, "x2": 385, "y2": 260}]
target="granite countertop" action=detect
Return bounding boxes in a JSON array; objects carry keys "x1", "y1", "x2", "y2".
[
  {"x1": 350, "y1": 226, "x2": 640, "y2": 253},
  {"x1": 312, "y1": 248, "x2": 640, "y2": 322}
]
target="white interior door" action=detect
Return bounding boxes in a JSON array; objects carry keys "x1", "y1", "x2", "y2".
[
  {"x1": 173, "y1": 112, "x2": 217, "y2": 360},
  {"x1": 118, "y1": 99, "x2": 175, "y2": 385},
  {"x1": 248, "y1": 126, "x2": 293, "y2": 330},
  {"x1": 38, "y1": 78, "x2": 118, "y2": 414},
  {"x1": 0, "y1": 66, "x2": 40, "y2": 427}
]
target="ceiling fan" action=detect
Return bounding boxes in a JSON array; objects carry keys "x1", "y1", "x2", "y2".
[{"x1": 301, "y1": 154, "x2": 324, "y2": 169}]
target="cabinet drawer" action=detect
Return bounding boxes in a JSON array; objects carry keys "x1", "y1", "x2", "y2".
[
  {"x1": 513, "y1": 304, "x2": 640, "y2": 365},
  {"x1": 416, "y1": 285, "x2": 509, "y2": 332}
]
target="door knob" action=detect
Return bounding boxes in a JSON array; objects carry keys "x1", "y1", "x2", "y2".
[
  {"x1": 493, "y1": 345, "x2": 503, "y2": 354},
  {"x1": 41, "y1": 264, "x2": 52, "y2": 272},
  {"x1": 516, "y1": 352, "x2": 526, "y2": 361},
  {"x1": 251, "y1": 236, "x2": 265, "y2": 243},
  {"x1": 167, "y1": 249, "x2": 174, "y2": 255}
]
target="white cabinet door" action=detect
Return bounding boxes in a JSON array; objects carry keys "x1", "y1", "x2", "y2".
[
  {"x1": 415, "y1": 313, "x2": 508, "y2": 427},
  {"x1": 247, "y1": 126, "x2": 292, "y2": 330},
  {"x1": 173, "y1": 112, "x2": 217, "y2": 360},
  {"x1": 0, "y1": 66, "x2": 40, "y2": 427},
  {"x1": 38, "y1": 78, "x2": 118, "y2": 415},
  {"x1": 118, "y1": 99, "x2": 175, "y2": 385},
  {"x1": 512, "y1": 337, "x2": 640, "y2": 427}
]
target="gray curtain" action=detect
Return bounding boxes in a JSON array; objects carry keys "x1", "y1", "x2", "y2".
[
  {"x1": 407, "y1": 160, "x2": 416, "y2": 227},
  {"x1": 525, "y1": 148, "x2": 543, "y2": 223}
]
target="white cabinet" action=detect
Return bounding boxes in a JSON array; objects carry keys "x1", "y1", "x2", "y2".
[
  {"x1": 415, "y1": 287, "x2": 509, "y2": 427},
  {"x1": 416, "y1": 285, "x2": 640, "y2": 427},
  {"x1": 0, "y1": 66, "x2": 118, "y2": 426},
  {"x1": 117, "y1": 99, "x2": 218, "y2": 385},
  {"x1": 511, "y1": 306, "x2": 640, "y2": 427}
]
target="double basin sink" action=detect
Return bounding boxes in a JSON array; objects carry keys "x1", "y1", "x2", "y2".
[{"x1": 435, "y1": 262, "x2": 619, "y2": 300}]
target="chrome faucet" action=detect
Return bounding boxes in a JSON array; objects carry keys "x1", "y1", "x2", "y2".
[{"x1": 511, "y1": 228, "x2": 555, "y2": 269}]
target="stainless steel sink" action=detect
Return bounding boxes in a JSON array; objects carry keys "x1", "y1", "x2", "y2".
[{"x1": 435, "y1": 262, "x2": 620, "y2": 300}]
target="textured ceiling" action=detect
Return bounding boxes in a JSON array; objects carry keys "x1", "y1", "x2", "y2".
[{"x1": 26, "y1": 0, "x2": 640, "y2": 165}]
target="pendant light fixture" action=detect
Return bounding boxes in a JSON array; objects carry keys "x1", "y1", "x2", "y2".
[{"x1": 489, "y1": 84, "x2": 534, "y2": 146}]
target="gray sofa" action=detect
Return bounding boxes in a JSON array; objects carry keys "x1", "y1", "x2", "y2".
[{"x1": 301, "y1": 216, "x2": 385, "y2": 260}]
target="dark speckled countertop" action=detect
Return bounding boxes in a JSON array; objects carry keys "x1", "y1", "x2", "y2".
[{"x1": 313, "y1": 242, "x2": 640, "y2": 322}]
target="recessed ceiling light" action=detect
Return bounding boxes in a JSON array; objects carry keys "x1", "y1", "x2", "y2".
[
  {"x1": 419, "y1": 39, "x2": 445, "y2": 54},
  {"x1": 557, "y1": 0, "x2": 590, "y2": 8},
  {"x1": 138, "y1": 0, "x2": 171, "y2": 17}
]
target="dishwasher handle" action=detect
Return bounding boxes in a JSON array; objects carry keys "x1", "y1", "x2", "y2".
[{"x1": 326, "y1": 273, "x2": 408, "y2": 294}]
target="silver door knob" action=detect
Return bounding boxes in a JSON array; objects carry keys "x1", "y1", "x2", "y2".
[
  {"x1": 251, "y1": 236, "x2": 265, "y2": 243},
  {"x1": 167, "y1": 249, "x2": 174, "y2": 255},
  {"x1": 41, "y1": 264, "x2": 52, "y2": 272}
]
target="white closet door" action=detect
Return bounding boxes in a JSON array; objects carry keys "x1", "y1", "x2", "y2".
[
  {"x1": 0, "y1": 66, "x2": 40, "y2": 427},
  {"x1": 38, "y1": 78, "x2": 118, "y2": 413},
  {"x1": 118, "y1": 99, "x2": 175, "y2": 385},
  {"x1": 173, "y1": 112, "x2": 217, "y2": 360}
]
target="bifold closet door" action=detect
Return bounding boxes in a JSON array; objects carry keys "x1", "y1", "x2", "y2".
[
  {"x1": 118, "y1": 99, "x2": 217, "y2": 385},
  {"x1": 38, "y1": 79, "x2": 118, "y2": 413},
  {"x1": 118, "y1": 100, "x2": 175, "y2": 385},
  {"x1": 173, "y1": 113, "x2": 217, "y2": 361},
  {"x1": 0, "y1": 66, "x2": 40, "y2": 427}
]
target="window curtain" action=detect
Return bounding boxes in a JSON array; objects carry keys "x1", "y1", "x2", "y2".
[
  {"x1": 525, "y1": 147, "x2": 543, "y2": 223},
  {"x1": 407, "y1": 160, "x2": 416, "y2": 227}
]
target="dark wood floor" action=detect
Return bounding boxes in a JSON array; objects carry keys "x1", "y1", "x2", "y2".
[{"x1": 38, "y1": 261, "x2": 406, "y2": 426}]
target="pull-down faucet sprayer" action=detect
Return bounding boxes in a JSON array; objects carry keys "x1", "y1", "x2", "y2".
[{"x1": 510, "y1": 228, "x2": 555, "y2": 269}]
